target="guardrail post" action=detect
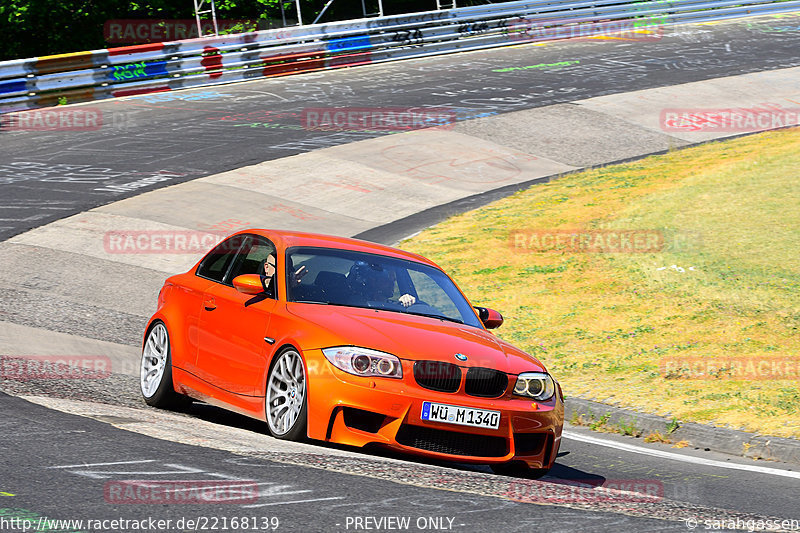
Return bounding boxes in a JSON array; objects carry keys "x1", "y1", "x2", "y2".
[{"x1": 193, "y1": 0, "x2": 219, "y2": 36}]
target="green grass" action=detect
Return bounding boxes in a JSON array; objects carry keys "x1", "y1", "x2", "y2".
[{"x1": 401, "y1": 127, "x2": 800, "y2": 438}]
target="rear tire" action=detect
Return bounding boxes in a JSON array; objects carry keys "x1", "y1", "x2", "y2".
[
  {"x1": 265, "y1": 348, "x2": 308, "y2": 441},
  {"x1": 140, "y1": 321, "x2": 190, "y2": 408}
]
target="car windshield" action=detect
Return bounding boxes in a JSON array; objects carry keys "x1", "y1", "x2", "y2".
[{"x1": 286, "y1": 247, "x2": 483, "y2": 328}]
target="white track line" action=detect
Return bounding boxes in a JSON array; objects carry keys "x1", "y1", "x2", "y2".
[
  {"x1": 242, "y1": 496, "x2": 345, "y2": 508},
  {"x1": 563, "y1": 431, "x2": 800, "y2": 479},
  {"x1": 47, "y1": 459, "x2": 156, "y2": 469}
]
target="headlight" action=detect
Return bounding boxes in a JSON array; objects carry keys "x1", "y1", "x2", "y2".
[
  {"x1": 322, "y1": 346, "x2": 403, "y2": 379},
  {"x1": 513, "y1": 372, "x2": 555, "y2": 401}
]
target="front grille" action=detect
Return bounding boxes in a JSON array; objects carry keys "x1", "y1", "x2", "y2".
[
  {"x1": 414, "y1": 361, "x2": 461, "y2": 393},
  {"x1": 465, "y1": 367, "x2": 509, "y2": 398},
  {"x1": 396, "y1": 424, "x2": 508, "y2": 457}
]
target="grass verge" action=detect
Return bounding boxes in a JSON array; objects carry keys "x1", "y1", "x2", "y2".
[{"x1": 400, "y1": 127, "x2": 800, "y2": 438}]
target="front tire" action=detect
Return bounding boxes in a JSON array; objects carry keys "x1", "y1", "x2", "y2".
[
  {"x1": 140, "y1": 321, "x2": 189, "y2": 408},
  {"x1": 265, "y1": 348, "x2": 308, "y2": 441}
]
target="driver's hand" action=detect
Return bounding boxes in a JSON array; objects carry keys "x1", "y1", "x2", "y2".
[
  {"x1": 399, "y1": 294, "x2": 416, "y2": 307},
  {"x1": 291, "y1": 266, "x2": 308, "y2": 286}
]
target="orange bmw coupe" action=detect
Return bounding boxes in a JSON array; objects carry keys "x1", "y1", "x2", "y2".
[{"x1": 141, "y1": 229, "x2": 563, "y2": 475}]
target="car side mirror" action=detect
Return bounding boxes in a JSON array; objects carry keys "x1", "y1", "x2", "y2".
[
  {"x1": 474, "y1": 306, "x2": 503, "y2": 329},
  {"x1": 233, "y1": 274, "x2": 265, "y2": 295}
]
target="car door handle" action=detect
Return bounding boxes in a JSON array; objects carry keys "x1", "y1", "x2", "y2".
[{"x1": 203, "y1": 297, "x2": 216, "y2": 311}]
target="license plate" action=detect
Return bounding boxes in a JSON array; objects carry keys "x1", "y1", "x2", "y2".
[{"x1": 420, "y1": 401, "x2": 500, "y2": 430}]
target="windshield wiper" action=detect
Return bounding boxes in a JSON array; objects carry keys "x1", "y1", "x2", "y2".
[
  {"x1": 407, "y1": 312, "x2": 463, "y2": 324},
  {"x1": 293, "y1": 300, "x2": 329, "y2": 304}
]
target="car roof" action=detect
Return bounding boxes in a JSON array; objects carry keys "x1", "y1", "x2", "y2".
[{"x1": 235, "y1": 229, "x2": 439, "y2": 268}]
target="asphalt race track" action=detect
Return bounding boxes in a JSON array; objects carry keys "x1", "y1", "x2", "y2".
[
  {"x1": 2, "y1": 13, "x2": 800, "y2": 533},
  {"x1": 2, "y1": 16, "x2": 800, "y2": 241}
]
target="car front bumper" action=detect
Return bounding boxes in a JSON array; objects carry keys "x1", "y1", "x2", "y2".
[{"x1": 304, "y1": 349, "x2": 564, "y2": 469}]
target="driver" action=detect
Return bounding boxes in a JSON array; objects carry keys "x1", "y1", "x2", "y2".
[{"x1": 260, "y1": 253, "x2": 277, "y2": 298}]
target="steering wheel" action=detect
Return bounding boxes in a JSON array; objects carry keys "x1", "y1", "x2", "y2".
[{"x1": 406, "y1": 301, "x2": 438, "y2": 313}]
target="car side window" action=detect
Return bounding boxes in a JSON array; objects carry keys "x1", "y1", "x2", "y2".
[
  {"x1": 196, "y1": 235, "x2": 245, "y2": 283},
  {"x1": 227, "y1": 236, "x2": 276, "y2": 283}
]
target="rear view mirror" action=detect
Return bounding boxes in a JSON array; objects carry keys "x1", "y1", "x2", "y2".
[
  {"x1": 474, "y1": 306, "x2": 503, "y2": 329},
  {"x1": 233, "y1": 274, "x2": 264, "y2": 295}
]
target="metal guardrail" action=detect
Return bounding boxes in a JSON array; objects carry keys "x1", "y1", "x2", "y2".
[{"x1": 1, "y1": 0, "x2": 799, "y2": 113}]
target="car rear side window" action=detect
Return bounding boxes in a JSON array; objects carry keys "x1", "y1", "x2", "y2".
[{"x1": 196, "y1": 235, "x2": 245, "y2": 283}]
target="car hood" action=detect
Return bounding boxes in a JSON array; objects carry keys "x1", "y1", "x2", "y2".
[{"x1": 286, "y1": 303, "x2": 546, "y2": 374}]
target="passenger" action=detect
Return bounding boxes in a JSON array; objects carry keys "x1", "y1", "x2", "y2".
[{"x1": 348, "y1": 262, "x2": 416, "y2": 308}]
